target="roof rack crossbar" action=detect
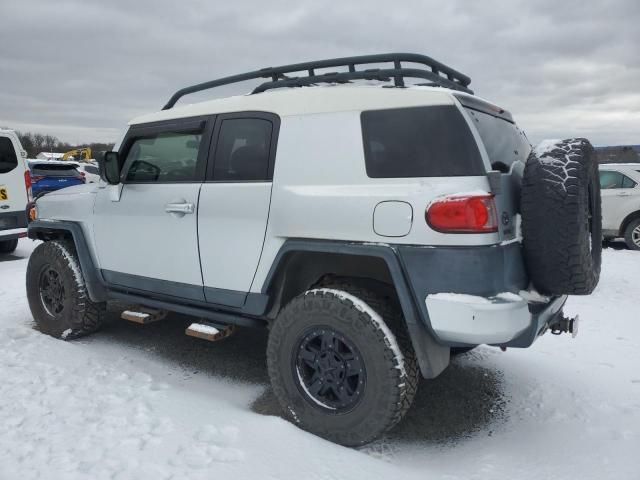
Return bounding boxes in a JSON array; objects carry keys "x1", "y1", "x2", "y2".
[{"x1": 162, "y1": 53, "x2": 472, "y2": 110}]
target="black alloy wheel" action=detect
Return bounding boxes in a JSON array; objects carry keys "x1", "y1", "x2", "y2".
[{"x1": 294, "y1": 327, "x2": 366, "y2": 413}]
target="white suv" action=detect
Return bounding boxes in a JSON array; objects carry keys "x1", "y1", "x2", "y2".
[
  {"x1": 0, "y1": 128, "x2": 29, "y2": 254},
  {"x1": 25, "y1": 54, "x2": 602, "y2": 446},
  {"x1": 599, "y1": 163, "x2": 640, "y2": 249}
]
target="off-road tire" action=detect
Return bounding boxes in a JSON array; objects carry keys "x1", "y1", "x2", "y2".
[
  {"x1": 623, "y1": 218, "x2": 640, "y2": 251},
  {"x1": 267, "y1": 285, "x2": 419, "y2": 447},
  {"x1": 0, "y1": 238, "x2": 18, "y2": 254},
  {"x1": 521, "y1": 138, "x2": 602, "y2": 295},
  {"x1": 26, "y1": 240, "x2": 107, "y2": 339}
]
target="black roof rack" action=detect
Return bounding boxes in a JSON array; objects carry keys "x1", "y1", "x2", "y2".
[{"x1": 162, "y1": 53, "x2": 472, "y2": 110}]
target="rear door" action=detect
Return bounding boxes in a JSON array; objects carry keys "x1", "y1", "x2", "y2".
[
  {"x1": 0, "y1": 133, "x2": 28, "y2": 230},
  {"x1": 198, "y1": 112, "x2": 279, "y2": 307},
  {"x1": 93, "y1": 116, "x2": 213, "y2": 300},
  {"x1": 599, "y1": 169, "x2": 639, "y2": 231}
]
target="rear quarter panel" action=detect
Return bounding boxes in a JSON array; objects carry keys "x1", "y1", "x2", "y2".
[{"x1": 251, "y1": 108, "x2": 496, "y2": 292}]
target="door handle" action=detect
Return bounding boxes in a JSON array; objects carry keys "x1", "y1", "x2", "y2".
[
  {"x1": 165, "y1": 202, "x2": 195, "y2": 214},
  {"x1": 617, "y1": 192, "x2": 631, "y2": 197}
]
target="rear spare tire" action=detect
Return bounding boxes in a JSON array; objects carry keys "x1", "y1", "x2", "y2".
[{"x1": 521, "y1": 138, "x2": 601, "y2": 295}]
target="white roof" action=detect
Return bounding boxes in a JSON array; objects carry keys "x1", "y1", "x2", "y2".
[
  {"x1": 130, "y1": 85, "x2": 459, "y2": 125},
  {"x1": 36, "y1": 152, "x2": 65, "y2": 159}
]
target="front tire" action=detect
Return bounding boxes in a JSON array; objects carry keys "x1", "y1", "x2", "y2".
[
  {"x1": 0, "y1": 238, "x2": 18, "y2": 254},
  {"x1": 624, "y1": 218, "x2": 640, "y2": 251},
  {"x1": 267, "y1": 286, "x2": 419, "y2": 446},
  {"x1": 26, "y1": 240, "x2": 106, "y2": 339}
]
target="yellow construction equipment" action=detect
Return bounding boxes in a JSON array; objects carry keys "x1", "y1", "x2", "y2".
[{"x1": 62, "y1": 147, "x2": 92, "y2": 162}]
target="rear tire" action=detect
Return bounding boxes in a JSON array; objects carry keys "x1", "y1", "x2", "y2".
[
  {"x1": 26, "y1": 240, "x2": 107, "y2": 339},
  {"x1": 267, "y1": 286, "x2": 419, "y2": 446},
  {"x1": 0, "y1": 238, "x2": 18, "y2": 254},
  {"x1": 623, "y1": 218, "x2": 640, "y2": 251}
]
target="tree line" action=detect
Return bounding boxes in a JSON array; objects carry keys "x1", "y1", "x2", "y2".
[{"x1": 17, "y1": 131, "x2": 115, "y2": 159}]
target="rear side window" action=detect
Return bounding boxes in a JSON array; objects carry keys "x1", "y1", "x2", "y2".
[
  {"x1": 599, "y1": 170, "x2": 637, "y2": 189},
  {"x1": 124, "y1": 132, "x2": 202, "y2": 183},
  {"x1": 361, "y1": 106, "x2": 484, "y2": 178},
  {"x1": 85, "y1": 165, "x2": 99, "y2": 175},
  {"x1": 212, "y1": 118, "x2": 273, "y2": 181},
  {"x1": 0, "y1": 137, "x2": 18, "y2": 174},
  {"x1": 465, "y1": 108, "x2": 531, "y2": 171}
]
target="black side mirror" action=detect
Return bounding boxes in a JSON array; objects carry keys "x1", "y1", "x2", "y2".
[{"x1": 101, "y1": 151, "x2": 121, "y2": 185}]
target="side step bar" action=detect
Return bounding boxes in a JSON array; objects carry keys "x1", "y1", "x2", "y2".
[
  {"x1": 186, "y1": 323, "x2": 235, "y2": 342},
  {"x1": 108, "y1": 290, "x2": 266, "y2": 329},
  {"x1": 121, "y1": 307, "x2": 168, "y2": 324}
]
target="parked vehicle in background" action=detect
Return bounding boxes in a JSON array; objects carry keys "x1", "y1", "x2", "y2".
[
  {"x1": 0, "y1": 128, "x2": 29, "y2": 254},
  {"x1": 25, "y1": 53, "x2": 602, "y2": 446},
  {"x1": 28, "y1": 160, "x2": 85, "y2": 198},
  {"x1": 599, "y1": 163, "x2": 640, "y2": 250},
  {"x1": 75, "y1": 163, "x2": 101, "y2": 183}
]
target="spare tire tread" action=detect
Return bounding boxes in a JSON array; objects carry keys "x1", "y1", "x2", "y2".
[{"x1": 521, "y1": 138, "x2": 601, "y2": 295}]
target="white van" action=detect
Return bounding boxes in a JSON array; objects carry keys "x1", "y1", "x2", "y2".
[{"x1": 0, "y1": 128, "x2": 30, "y2": 254}]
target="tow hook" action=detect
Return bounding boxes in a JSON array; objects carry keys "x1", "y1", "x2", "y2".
[{"x1": 550, "y1": 313, "x2": 579, "y2": 338}]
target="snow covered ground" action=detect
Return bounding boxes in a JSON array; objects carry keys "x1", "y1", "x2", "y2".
[{"x1": 1, "y1": 239, "x2": 638, "y2": 480}]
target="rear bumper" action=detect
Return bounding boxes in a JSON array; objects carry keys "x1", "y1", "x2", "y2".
[
  {"x1": 425, "y1": 292, "x2": 567, "y2": 346},
  {"x1": 0, "y1": 227, "x2": 27, "y2": 241},
  {"x1": 0, "y1": 210, "x2": 28, "y2": 241},
  {"x1": 397, "y1": 242, "x2": 567, "y2": 347}
]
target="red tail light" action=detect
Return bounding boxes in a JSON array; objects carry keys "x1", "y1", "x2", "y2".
[
  {"x1": 24, "y1": 170, "x2": 33, "y2": 201},
  {"x1": 426, "y1": 194, "x2": 498, "y2": 233},
  {"x1": 79, "y1": 171, "x2": 86, "y2": 183}
]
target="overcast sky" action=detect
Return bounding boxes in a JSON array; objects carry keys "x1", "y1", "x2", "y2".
[{"x1": 1, "y1": 0, "x2": 638, "y2": 146}]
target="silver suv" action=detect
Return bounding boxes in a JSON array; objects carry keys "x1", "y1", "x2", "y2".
[
  {"x1": 25, "y1": 53, "x2": 602, "y2": 446},
  {"x1": 599, "y1": 163, "x2": 640, "y2": 249}
]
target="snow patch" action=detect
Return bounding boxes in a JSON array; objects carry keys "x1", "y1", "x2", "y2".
[
  {"x1": 427, "y1": 292, "x2": 524, "y2": 304},
  {"x1": 519, "y1": 288, "x2": 550, "y2": 303},
  {"x1": 187, "y1": 323, "x2": 220, "y2": 335},
  {"x1": 53, "y1": 240, "x2": 84, "y2": 291},
  {"x1": 122, "y1": 310, "x2": 150, "y2": 319}
]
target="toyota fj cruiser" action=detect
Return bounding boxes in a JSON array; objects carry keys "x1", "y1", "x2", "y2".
[{"x1": 26, "y1": 53, "x2": 602, "y2": 446}]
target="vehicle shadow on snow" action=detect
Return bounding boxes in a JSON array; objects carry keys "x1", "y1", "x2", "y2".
[
  {"x1": 95, "y1": 312, "x2": 507, "y2": 448},
  {"x1": 253, "y1": 350, "x2": 507, "y2": 448},
  {"x1": 0, "y1": 253, "x2": 25, "y2": 263}
]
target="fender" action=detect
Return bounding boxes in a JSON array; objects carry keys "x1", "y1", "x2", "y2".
[
  {"x1": 261, "y1": 239, "x2": 450, "y2": 378},
  {"x1": 28, "y1": 220, "x2": 108, "y2": 302}
]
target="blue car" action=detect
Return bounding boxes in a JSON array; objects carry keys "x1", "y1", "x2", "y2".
[{"x1": 28, "y1": 160, "x2": 85, "y2": 197}]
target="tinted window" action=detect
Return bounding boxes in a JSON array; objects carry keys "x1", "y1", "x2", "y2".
[
  {"x1": 361, "y1": 106, "x2": 484, "y2": 178},
  {"x1": 29, "y1": 163, "x2": 81, "y2": 178},
  {"x1": 124, "y1": 132, "x2": 201, "y2": 182},
  {"x1": 465, "y1": 108, "x2": 531, "y2": 171},
  {"x1": 599, "y1": 170, "x2": 637, "y2": 189},
  {"x1": 213, "y1": 118, "x2": 272, "y2": 181},
  {"x1": 85, "y1": 165, "x2": 99, "y2": 175},
  {"x1": 0, "y1": 137, "x2": 18, "y2": 174},
  {"x1": 622, "y1": 175, "x2": 637, "y2": 188}
]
